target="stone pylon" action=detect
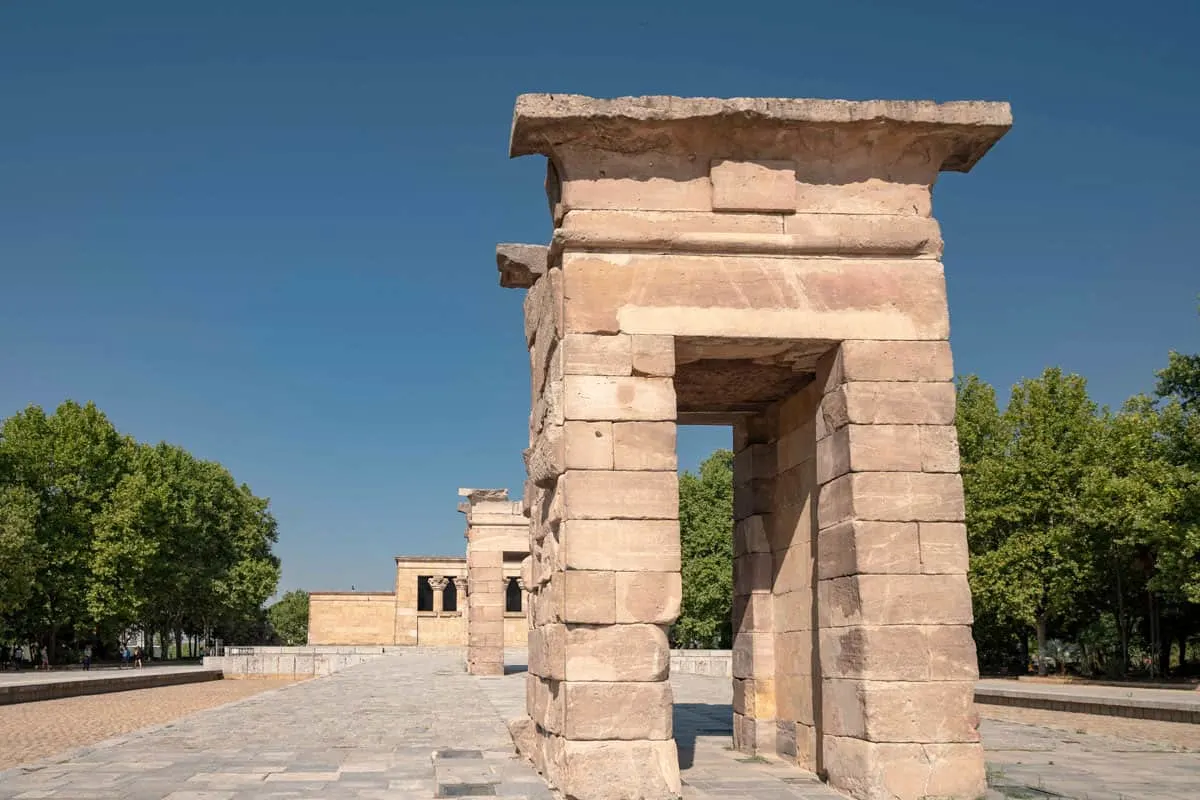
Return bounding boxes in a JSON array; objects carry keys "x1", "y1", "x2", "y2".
[
  {"x1": 500, "y1": 95, "x2": 1010, "y2": 800},
  {"x1": 459, "y1": 488, "x2": 527, "y2": 676}
]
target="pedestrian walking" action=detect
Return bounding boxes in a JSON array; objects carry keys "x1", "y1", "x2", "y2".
[
  {"x1": 40, "y1": 646, "x2": 49, "y2": 670},
  {"x1": 82, "y1": 644, "x2": 92, "y2": 671},
  {"x1": 134, "y1": 646, "x2": 143, "y2": 668}
]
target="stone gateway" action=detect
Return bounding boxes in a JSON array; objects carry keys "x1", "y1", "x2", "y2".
[{"x1": 501, "y1": 94, "x2": 1010, "y2": 800}]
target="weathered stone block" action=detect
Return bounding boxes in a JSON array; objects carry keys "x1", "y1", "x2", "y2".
[
  {"x1": 562, "y1": 519, "x2": 681, "y2": 572},
  {"x1": 773, "y1": 588, "x2": 814, "y2": 632},
  {"x1": 612, "y1": 421, "x2": 676, "y2": 471},
  {"x1": 733, "y1": 477, "x2": 773, "y2": 521},
  {"x1": 529, "y1": 675, "x2": 564, "y2": 734},
  {"x1": 563, "y1": 421, "x2": 614, "y2": 470},
  {"x1": 818, "y1": 574, "x2": 974, "y2": 628},
  {"x1": 562, "y1": 570, "x2": 615, "y2": 624},
  {"x1": 732, "y1": 632, "x2": 774, "y2": 678},
  {"x1": 528, "y1": 623, "x2": 565, "y2": 679},
  {"x1": 776, "y1": 420, "x2": 815, "y2": 473},
  {"x1": 919, "y1": 425, "x2": 961, "y2": 473},
  {"x1": 817, "y1": 521, "x2": 921, "y2": 579},
  {"x1": 840, "y1": 340, "x2": 953, "y2": 382},
  {"x1": 840, "y1": 381, "x2": 957, "y2": 425},
  {"x1": 524, "y1": 267, "x2": 562, "y2": 346},
  {"x1": 733, "y1": 515, "x2": 771, "y2": 556},
  {"x1": 630, "y1": 334, "x2": 675, "y2": 377},
  {"x1": 846, "y1": 425, "x2": 923, "y2": 473},
  {"x1": 781, "y1": 213, "x2": 942, "y2": 256},
  {"x1": 823, "y1": 737, "x2": 986, "y2": 800},
  {"x1": 614, "y1": 571, "x2": 681, "y2": 624},
  {"x1": 733, "y1": 552, "x2": 773, "y2": 596},
  {"x1": 819, "y1": 624, "x2": 979, "y2": 681},
  {"x1": 772, "y1": 542, "x2": 814, "y2": 594},
  {"x1": 562, "y1": 681, "x2": 673, "y2": 740},
  {"x1": 775, "y1": 670, "x2": 815, "y2": 724},
  {"x1": 559, "y1": 208, "x2": 782, "y2": 239},
  {"x1": 918, "y1": 522, "x2": 970, "y2": 574},
  {"x1": 561, "y1": 253, "x2": 950, "y2": 340},
  {"x1": 732, "y1": 591, "x2": 773, "y2": 634},
  {"x1": 734, "y1": 442, "x2": 776, "y2": 481},
  {"x1": 561, "y1": 470, "x2": 678, "y2": 520},
  {"x1": 710, "y1": 158, "x2": 796, "y2": 212},
  {"x1": 525, "y1": 424, "x2": 564, "y2": 488},
  {"x1": 562, "y1": 375, "x2": 676, "y2": 421},
  {"x1": 817, "y1": 472, "x2": 965, "y2": 527},
  {"x1": 822, "y1": 679, "x2": 980, "y2": 743},
  {"x1": 816, "y1": 425, "x2": 850, "y2": 484},
  {"x1": 558, "y1": 739, "x2": 682, "y2": 800},
  {"x1": 563, "y1": 333, "x2": 632, "y2": 375},
  {"x1": 564, "y1": 623, "x2": 669, "y2": 681}
]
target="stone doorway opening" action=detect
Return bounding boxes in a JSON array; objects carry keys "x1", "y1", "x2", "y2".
[{"x1": 675, "y1": 336, "x2": 830, "y2": 772}]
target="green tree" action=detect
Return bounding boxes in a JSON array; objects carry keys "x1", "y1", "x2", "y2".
[
  {"x1": 964, "y1": 369, "x2": 1097, "y2": 675},
  {"x1": 675, "y1": 449, "x2": 733, "y2": 649},
  {"x1": 268, "y1": 590, "x2": 310, "y2": 646},
  {"x1": 0, "y1": 486, "x2": 39, "y2": 616}
]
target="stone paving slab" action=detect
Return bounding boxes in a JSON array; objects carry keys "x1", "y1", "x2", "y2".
[{"x1": 0, "y1": 652, "x2": 552, "y2": 800}]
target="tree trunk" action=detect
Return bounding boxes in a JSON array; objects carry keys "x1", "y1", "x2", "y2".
[
  {"x1": 1116, "y1": 569, "x2": 1130, "y2": 675},
  {"x1": 1148, "y1": 592, "x2": 1161, "y2": 678},
  {"x1": 1178, "y1": 629, "x2": 1190, "y2": 671},
  {"x1": 175, "y1": 628, "x2": 183, "y2": 661},
  {"x1": 1036, "y1": 615, "x2": 1048, "y2": 676}
]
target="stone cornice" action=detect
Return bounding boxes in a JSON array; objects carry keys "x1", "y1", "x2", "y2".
[{"x1": 510, "y1": 94, "x2": 1011, "y2": 173}]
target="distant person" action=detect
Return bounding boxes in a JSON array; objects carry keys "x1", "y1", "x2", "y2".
[
  {"x1": 134, "y1": 646, "x2": 143, "y2": 668},
  {"x1": 121, "y1": 647, "x2": 130, "y2": 668},
  {"x1": 40, "y1": 646, "x2": 49, "y2": 670},
  {"x1": 82, "y1": 644, "x2": 92, "y2": 671}
]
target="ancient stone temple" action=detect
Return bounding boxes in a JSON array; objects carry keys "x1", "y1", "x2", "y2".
[
  {"x1": 307, "y1": 490, "x2": 529, "y2": 653},
  {"x1": 500, "y1": 95, "x2": 1010, "y2": 800}
]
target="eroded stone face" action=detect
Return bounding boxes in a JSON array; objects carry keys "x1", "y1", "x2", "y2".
[{"x1": 503, "y1": 93, "x2": 1008, "y2": 800}]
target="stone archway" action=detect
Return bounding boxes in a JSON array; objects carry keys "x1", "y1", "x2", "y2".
[{"x1": 499, "y1": 94, "x2": 1010, "y2": 800}]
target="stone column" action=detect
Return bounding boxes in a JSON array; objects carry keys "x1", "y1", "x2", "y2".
[
  {"x1": 814, "y1": 343, "x2": 984, "y2": 799},
  {"x1": 460, "y1": 488, "x2": 529, "y2": 677},
  {"x1": 428, "y1": 577, "x2": 448, "y2": 616},
  {"x1": 731, "y1": 413, "x2": 779, "y2": 757}
]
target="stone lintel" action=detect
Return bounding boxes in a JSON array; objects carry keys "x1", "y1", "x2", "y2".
[
  {"x1": 458, "y1": 487, "x2": 510, "y2": 504},
  {"x1": 510, "y1": 94, "x2": 1011, "y2": 173},
  {"x1": 496, "y1": 243, "x2": 549, "y2": 289}
]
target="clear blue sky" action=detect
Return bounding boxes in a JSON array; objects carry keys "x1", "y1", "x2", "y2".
[{"x1": 1, "y1": 1, "x2": 1196, "y2": 595}]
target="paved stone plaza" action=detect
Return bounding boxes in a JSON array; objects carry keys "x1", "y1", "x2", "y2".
[{"x1": 2, "y1": 653, "x2": 1197, "y2": 799}]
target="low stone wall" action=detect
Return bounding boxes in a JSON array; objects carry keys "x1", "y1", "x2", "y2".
[
  {"x1": 203, "y1": 645, "x2": 416, "y2": 679},
  {"x1": 670, "y1": 649, "x2": 732, "y2": 677},
  {"x1": 0, "y1": 669, "x2": 222, "y2": 706}
]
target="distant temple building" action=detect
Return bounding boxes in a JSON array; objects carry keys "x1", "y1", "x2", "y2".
[{"x1": 307, "y1": 489, "x2": 528, "y2": 658}]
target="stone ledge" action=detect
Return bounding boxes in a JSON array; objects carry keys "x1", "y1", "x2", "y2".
[
  {"x1": 510, "y1": 94, "x2": 1012, "y2": 171},
  {"x1": 0, "y1": 669, "x2": 223, "y2": 706},
  {"x1": 975, "y1": 685, "x2": 1200, "y2": 724}
]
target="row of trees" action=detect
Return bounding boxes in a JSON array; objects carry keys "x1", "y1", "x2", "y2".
[
  {"x1": 963, "y1": 350, "x2": 1199, "y2": 676},
  {"x1": 673, "y1": 345, "x2": 1199, "y2": 678},
  {"x1": 0, "y1": 401, "x2": 281, "y2": 663}
]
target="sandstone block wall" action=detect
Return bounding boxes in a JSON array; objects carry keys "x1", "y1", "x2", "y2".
[{"x1": 307, "y1": 592, "x2": 396, "y2": 646}]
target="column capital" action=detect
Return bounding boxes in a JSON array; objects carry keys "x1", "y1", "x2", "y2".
[{"x1": 427, "y1": 576, "x2": 448, "y2": 592}]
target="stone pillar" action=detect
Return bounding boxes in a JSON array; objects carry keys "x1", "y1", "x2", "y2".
[
  {"x1": 428, "y1": 577, "x2": 448, "y2": 616},
  {"x1": 501, "y1": 94, "x2": 1009, "y2": 800},
  {"x1": 460, "y1": 488, "x2": 529, "y2": 676},
  {"x1": 731, "y1": 413, "x2": 779, "y2": 757},
  {"x1": 814, "y1": 343, "x2": 984, "y2": 800}
]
